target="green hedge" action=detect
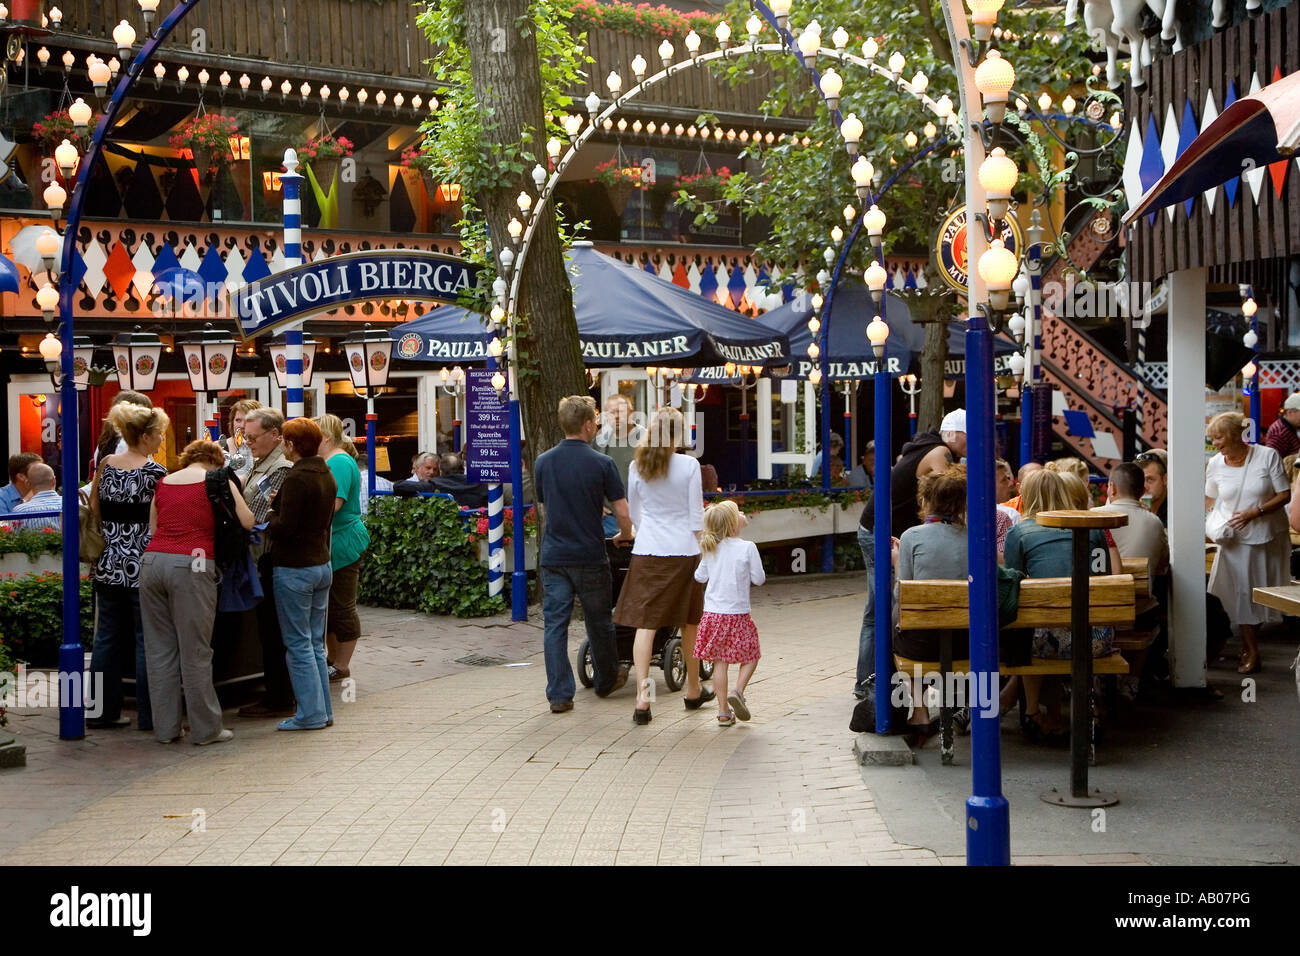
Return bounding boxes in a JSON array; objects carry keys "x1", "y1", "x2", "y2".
[
  {"x1": 359, "y1": 497, "x2": 507, "y2": 618},
  {"x1": 0, "y1": 573, "x2": 94, "y2": 667}
]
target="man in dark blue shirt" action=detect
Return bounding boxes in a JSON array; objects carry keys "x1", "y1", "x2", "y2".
[{"x1": 534, "y1": 395, "x2": 633, "y2": 712}]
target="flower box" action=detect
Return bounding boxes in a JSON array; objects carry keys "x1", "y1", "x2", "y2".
[
  {"x1": 0, "y1": 552, "x2": 62, "y2": 576},
  {"x1": 477, "y1": 539, "x2": 537, "y2": 572},
  {"x1": 741, "y1": 505, "x2": 836, "y2": 544},
  {"x1": 834, "y1": 500, "x2": 867, "y2": 533}
]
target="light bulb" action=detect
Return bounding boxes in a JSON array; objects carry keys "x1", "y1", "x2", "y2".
[
  {"x1": 532, "y1": 164, "x2": 547, "y2": 188},
  {"x1": 1008, "y1": 313, "x2": 1027, "y2": 341},
  {"x1": 547, "y1": 137, "x2": 562, "y2": 160},
  {"x1": 796, "y1": 26, "x2": 819, "y2": 63},
  {"x1": 924, "y1": 121, "x2": 938, "y2": 138},
  {"x1": 1242, "y1": 297, "x2": 1258, "y2": 317},
  {"x1": 866, "y1": 316, "x2": 890, "y2": 357},
  {"x1": 606, "y1": 70, "x2": 622, "y2": 94},
  {"x1": 809, "y1": 368, "x2": 822, "y2": 386},
  {"x1": 685, "y1": 30, "x2": 701, "y2": 56},
  {"x1": 36, "y1": 229, "x2": 60, "y2": 259},
  {"x1": 910, "y1": 71, "x2": 928, "y2": 94},
  {"x1": 507, "y1": 218, "x2": 523, "y2": 241},
  {"x1": 933, "y1": 94, "x2": 953, "y2": 118},
  {"x1": 818, "y1": 68, "x2": 842, "y2": 109},
  {"x1": 1243, "y1": 329, "x2": 1258, "y2": 349},
  {"x1": 54, "y1": 139, "x2": 79, "y2": 177},
  {"x1": 966, "y1": 0, "x2": 1006, "y2": 41},
  {"x1": 745, "y1": 15, "x2": 762, "y2": 42},
  {"x1": 1242, "y1": 362, "x2": 1257, "y2": 380},
  {"x1": 517, "y1": 191, "x2": 533, "y2": 213},
  {"x1": 904, "y1": 130, "x2": 918, "y2": 148},
  {"x1": 839, "y1": 113, "x2": 863, "y2": 154},
  {"x1": 832, "y1": 26, "x2": 849, "y2": 50},
  {"x1": 862, "y1": 37, "x2": 879, "y2": 60},
  {"x1": 112, "y1": 19, "x2": 136, "y2": 55},
  {"x1": 68, "y1": 97, "x2": 93, "y2": 128},
  {"x1": 1037, "y1": 91, "x2": 1053, "y2": 111},
  {"x1": 37, "y1": 284, "x2": 60, "y2": 317},
  {"x1": 715, "y1": 21, "x2": 732, "y2": 47},
  {"x1": 1009, "y1": 351, "x2": 1026, "y2": 376},
  {"x1": 978, "y1": 147, "x2": 1019, "y2": 220},
  {"x1": 888, "y1": 51, "x2": 906, "y2": 78},
  {"x1": 491, "y1": 370, "x2": 507, "y2": 391},
  {"x1": 631, "y1": 54, "x2": 647, "y2": 81},
  {"x1": 830, "y1": 225, "x2": 844, "y2": 244},
  {"x1": 842, "y1": 203, "x2": 856, "y2": 224},
  {"x1": 865, "y1": 260, "x2": 888, "y2": 289},
  {"x1": 44, "y1": 182, "x2": 67, "y2": 214},
  {"x1": 808, "y1": 343, "x2": 820, "y2": 359},
  {"x1": 808, "y1": 318, "x2": 821, "y2": 335},
  {"x1": 40, "y1": 332, "x2": 63, "y2": 361},
  {"x1": 974, "y1": 51, "x2": 1015, "y2": 123},
  {"x1": 1061, "y1": 95, "x2": 1076, "y2": 114},
  {"x1": 863, "y1": 205, "x2": 886, "y2": 246},
  {"x1": 978, "y1": 239, "x2": 1019, "y2": 310}
]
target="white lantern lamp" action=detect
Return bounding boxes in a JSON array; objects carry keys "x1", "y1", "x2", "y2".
[
  {"x1": 967, "y1": 0, "x2": 1006, "y2": 42},
  {"x1": 863, "y1": 205, "x2": 887, "y2": 248},
  {"x1": 139, "y1": 0, "x2": 160, "y2": 32},
  {"x1": 978, "y1": 146, "x2": 1018, "y2": 221},
  {"x1": 839, "y1": 113, "x2": 863, "y2": 156},
  {"x1": 342, "y1": 324, "x2": 393, "y2": 397},
  {"x1": 851, "y1": 156, "x2": 874, "y2": 200},
  {"x1": 112, "y1": 327, "x2": 164, "y2": 392},
  {"x1": 269, "y1": 332, "x2": 318, "y2": 388},
  {"x1": 866, "y1": 314, "x2": 889, "y2": 359},
  {"x1": 36, "y1": 230, "x2": 61, "y2": 277},
  {"x1": 974, "y1": 50, "x2": 1015, "y2": 125},
  {"x1": 181, "y1": 323, "x2": 237, "y2": 398},
  {"x1": 977, "y1": 239, "x2": 1019, "y2": 311},
  {"x1": 818, "y1": 67, "x2": 842, "y2": 112},
  {"x1": 36, "y1": 283, "x2": 60, "y2": 323},
  {"x1": 864, "y1": 261, "x2": 888, "y2": 303},
  {"x1": 112, "y1": 20, "x2": 136, "y2": 59}
]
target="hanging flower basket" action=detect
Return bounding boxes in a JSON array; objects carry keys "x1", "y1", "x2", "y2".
[
  {"x1": 590, "y1": 158, "x2": 647, "y2": 214},
  {"x1": 169, "y1": 113, "x2": 240, "y2": 184},
  {"x1": 674, "y1": 166, "x2": 733, "y2": 206},
  {"x1": 301, "y1": 133, "x2": 354, "y2": 187},
  {"x1": 32, "y1": 110, "x2": 94, "y2": 154}
]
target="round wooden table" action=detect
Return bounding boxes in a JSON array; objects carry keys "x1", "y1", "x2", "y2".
[{"x1": 1033, "y1": 510, "x2": 1128, "y2": 809}]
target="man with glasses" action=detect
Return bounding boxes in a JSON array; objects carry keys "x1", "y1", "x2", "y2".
[{"x1": 237, "y1": 408, "x2": 296, "y2": 719}]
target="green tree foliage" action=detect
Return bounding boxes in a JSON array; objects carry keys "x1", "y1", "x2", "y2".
[{"x1": 689, "y1": 0, "x2": 1097, "y2": 277}]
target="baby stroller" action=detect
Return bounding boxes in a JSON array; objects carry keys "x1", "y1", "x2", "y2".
[{"x1": 576, "y1": 540, "x2": 714, "y2": 693}]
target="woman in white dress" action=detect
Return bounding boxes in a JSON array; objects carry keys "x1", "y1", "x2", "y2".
[{"x1": 1205, "y1": 412, "x2": 1291, "y2": 674}]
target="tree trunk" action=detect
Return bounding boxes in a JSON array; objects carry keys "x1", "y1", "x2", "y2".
[
  {"x1": 919, "y1": 320, "x2": 948, "y2": 434},
  {"x1": 465, "y1": 1, "x2": 586, "y2": 476}
]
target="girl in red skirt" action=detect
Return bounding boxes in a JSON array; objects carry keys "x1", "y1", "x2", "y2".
[{"x1": 693, "y1": 500, "x2": 766, "y2": 726}]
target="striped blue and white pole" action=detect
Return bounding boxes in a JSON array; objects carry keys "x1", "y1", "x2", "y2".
[
  {"x1": 1022, "y1": 242, "x2": 1043, "y2": 466},
  {"x1": 281, "y1": 148, "x2": 306, "y2": 418},
  {"x1": 486, "y1": 352, "x2": 505, "y2": 599}
]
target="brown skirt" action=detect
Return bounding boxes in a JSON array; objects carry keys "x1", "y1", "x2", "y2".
[{"x1": 613, "y1": 554, "x2": 704, "y2": 630}]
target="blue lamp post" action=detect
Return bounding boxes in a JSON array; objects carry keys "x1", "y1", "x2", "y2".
[{"x1": 865, "y1": 270, "x2": 892, "y2": 736}]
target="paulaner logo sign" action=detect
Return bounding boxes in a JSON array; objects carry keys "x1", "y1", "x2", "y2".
[{"x1": 234, "y1": 250, "x2": 480, "y2": 339}]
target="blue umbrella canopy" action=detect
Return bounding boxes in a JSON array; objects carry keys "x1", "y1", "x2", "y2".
[
  {"x1": 389, "y1": 242, "x2": 789, "y2": 368},
  {"x1": 760, "y1": 283, "x2": 924, "y2": 380},
  {"x1": 943, "y1": 321, "x2": 1019, "y2": 377}
]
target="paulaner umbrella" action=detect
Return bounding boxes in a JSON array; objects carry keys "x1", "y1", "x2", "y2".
[
  {"x1": 389, "y1": 242, "x2": 788, "y2": 368},
  {"x1": 757, "y1": 283, "x2": 923, "y2": 380}
]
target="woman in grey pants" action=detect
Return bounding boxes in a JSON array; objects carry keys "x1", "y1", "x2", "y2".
[{"x1": 140, "y1": 440, "x2": 254, "y2": 744}]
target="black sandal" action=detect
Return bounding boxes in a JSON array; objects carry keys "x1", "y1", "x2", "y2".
[
  {"x1": 633, "y1": 706, "x2": 652, "y2": 725},
  {"x1": 683, "y1": 687, "x2": 716, "y2": 710}
]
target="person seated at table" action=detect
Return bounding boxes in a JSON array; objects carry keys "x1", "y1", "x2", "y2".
[
  {"x1": 394, "y1": 452, "x2": 488, "y2": 508},
  {"x1": 409, "y1": 452, "x2": 439, "y2": 483},
  {"x1": 894, "y1": 464, "x2": 971, "y2": 734},
  {"x1": 10, "y1": 463, "x2": 62, "y2": 530},
  {"x1": 1002, "y1": 469, "x2": 1121, "y2": 742}
]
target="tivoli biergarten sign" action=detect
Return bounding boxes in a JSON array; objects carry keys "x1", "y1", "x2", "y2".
[{"x1": 234, "y1": 249, "x2": 481, "y2": 338}]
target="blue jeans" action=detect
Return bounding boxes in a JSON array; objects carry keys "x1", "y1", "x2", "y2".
[
  {"x1": 273, "y1": 564, "x2": 333, "y2": 727},
  {"x1": 89, "y1": 582, "x2": 152, "y2": 729},
  {"x1": 856, "y1": 526, "x2": 875, "y2": 693},
  {"x1": 541, "y1": 564, "x2": 620, "y2": 703}
]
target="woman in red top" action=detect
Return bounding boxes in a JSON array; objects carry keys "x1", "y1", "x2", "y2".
[{"x1": 140, "y1": 440, "x2": 253, "y2": 745}]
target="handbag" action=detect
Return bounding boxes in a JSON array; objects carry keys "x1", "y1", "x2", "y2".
[
  {"x1": 1205, "y1": 448, "x2": 1255, "y2": 545},
  {"x1": 204, "y1": 466, "x2": 251, "y2": 570},
  {"x1": 78, "y1": 462, "x2": 107, "y2": 563}
]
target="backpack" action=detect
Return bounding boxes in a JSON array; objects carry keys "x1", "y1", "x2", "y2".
[{"x1": 204, "y1": 467, "x2": 250, "y2": 570}]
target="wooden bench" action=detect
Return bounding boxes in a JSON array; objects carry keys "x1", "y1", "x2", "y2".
[
  {"x1": 1115, "y1": 557, "x2": 1159, "y2": 662},
  {"x1": 894, "y1": 574, "x2": 1136, "y2": 765}
]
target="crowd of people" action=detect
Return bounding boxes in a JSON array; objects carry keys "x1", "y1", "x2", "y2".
[
  {"x1": 9, "y1": 382, "x2": 1300, "y2": 743},
  {"x1": 33, "y1": 393, "x2": 376, "y2": 742}
]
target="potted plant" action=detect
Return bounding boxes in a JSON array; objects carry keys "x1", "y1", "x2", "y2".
[
  {"x1": 674, "y1": 165, "x2": 732, "y2": 206},
  {"x1": 589, "y1": 158, "x2": 648, "y2": 214},
  {"x1": 168, "y1": 113, "x2": 240, "y2": 186},
  {"x1": 300, "y1": 132, "x2": 354, "y2": 190},
  {"x1": 32, "y1": 109, "x2": 92, "y2": 154}
]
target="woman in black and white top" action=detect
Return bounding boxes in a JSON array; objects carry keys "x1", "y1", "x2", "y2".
[
  {"x1": 613, "y1": 407, "x2": 710, "y2": 723},
  {"x1": 87, "y1": 402, "x2": 170, "y2": 731}
]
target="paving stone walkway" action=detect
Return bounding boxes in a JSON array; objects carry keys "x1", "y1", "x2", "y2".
[{"x1": 0, "y1": 573, "x2": 1168, "y2": 865}]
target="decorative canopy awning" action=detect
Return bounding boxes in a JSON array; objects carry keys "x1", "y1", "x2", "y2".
[
  {"x1": 390, "y1": 243, "x2": 789, "y2": 368},
  {"x1": 1123, "y1": 69, "x2": 1300, "y2": 226}
]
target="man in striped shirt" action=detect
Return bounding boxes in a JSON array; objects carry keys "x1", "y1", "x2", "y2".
[{"x1": 1264, "y1": 393, "x2": 1300, "y2": 460}]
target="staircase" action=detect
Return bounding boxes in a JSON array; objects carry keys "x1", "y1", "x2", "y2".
[{"x1": 1029, "y1": 210, "x2": 1167, "y2": 473}]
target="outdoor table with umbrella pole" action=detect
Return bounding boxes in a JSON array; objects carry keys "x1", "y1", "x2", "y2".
[{"x1": 1034, "y1": 508, "x2": 1128, "y2": 809}]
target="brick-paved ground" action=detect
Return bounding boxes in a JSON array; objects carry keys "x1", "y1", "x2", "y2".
[{"x1": 1, "y1": 574, "x2": 1162, "y2": 865}]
